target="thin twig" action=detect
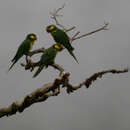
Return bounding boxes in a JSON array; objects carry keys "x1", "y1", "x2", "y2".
[
  {"x1": 50, "y1": 4, "x2": 66, "y2": 30},
  {"x1": 65, "y1": 26, "x2": 76, "y2": 32},
  {"x1": 72, "y1": 23, "x2": 109, "y2": 41},
  {"x1": 28, "y1": 47, "x2": 45, "y2": 57},
  {"x1": 70, "y1": 31, "x2": 80, "y2": 42}
]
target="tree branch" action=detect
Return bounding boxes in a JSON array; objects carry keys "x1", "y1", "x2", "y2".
[
  {"x1": 71, "y1": 22, "x2": 109, "y2": 41},
  {"x1": 21, "y1": 60, "x2": 64, "y2": 76},
  {"x1": 65, "y1": 68, "x2": 129, "y2": 93},
  {"x1": 28, "y1": 47, "x2": 45, "y2": 57},
  {"x1": 50, "y1": 4, "x2": 67, "y2": 30},
  {"x1": 0, "y1": 68, "x2": 128, "y2": 118}
]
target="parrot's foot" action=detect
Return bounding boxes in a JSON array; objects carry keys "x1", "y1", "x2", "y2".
[{"x1": 24, "y1": 58, "x2": 35, "y2": 72}]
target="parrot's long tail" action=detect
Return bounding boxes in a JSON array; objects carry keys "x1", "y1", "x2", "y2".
[
  {"x1": 68, "y1": 50, "x2": 79, "y2": 63},
  {"x1": 8, "y1": 60, "x2": 17, "y2": 72},
  {"x1": 33, "y1": 65, "x2": 45, "y2": 78}
]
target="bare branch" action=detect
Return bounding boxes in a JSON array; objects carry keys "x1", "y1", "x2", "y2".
[
  {"x1": 71, "y1": 23, "x2": 109, "y2": 41},
  {"x1": 0, "y1": 68, "x2": 128, "y2": 118},
  {"x1": 50, "y1": 4, "x2": 66, "y2": 30},
  {"x1": 50, "y1": 5, "x2": 108, "y2": 39},
  {"x1": 51, "y1": 63, "x2": 65, "y2": 76},
  {"x1": 55, "y1": 3, "x2": 66, "y2": 15},
  {"x1": 64, "y1": 68, "x2": 129, "y2": 93},
  {"x1": 21, "y1": 58, "x2": 65, "y2": 76},
  {"x1": 50, "y1": 4, "x2": 76, "y2": 32},
  {"x1": 70, "y1": 31, "x2": 80, "y2": 42},
  {"x1": 65, "y1": 26, "x2": 76, "y2": 32},
  {"x1": 28, "y1": 47, "x2": 45, "y2": 57},
  {"x1": 21, "y1": 59, "x2": 39, "y2": 72}
]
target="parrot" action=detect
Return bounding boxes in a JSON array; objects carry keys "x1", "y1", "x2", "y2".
[
  {"x1": 8, "y1": 33, "x2": 37, "y2": 71},
  {"x1": 46, "y1": 25, "x2": 78, "y2": 63},
  {"x1": 33, "y1": 44, "x2": 61, "y2": 78}
]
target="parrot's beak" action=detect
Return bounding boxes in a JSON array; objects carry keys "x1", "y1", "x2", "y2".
[{"x1": 35, "y1": 36, "x2": 37, "y2": 40}]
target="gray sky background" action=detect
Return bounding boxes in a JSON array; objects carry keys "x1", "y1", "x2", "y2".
[{"x1": 0, "y1": 0, "x2": 130, "y2": 130}]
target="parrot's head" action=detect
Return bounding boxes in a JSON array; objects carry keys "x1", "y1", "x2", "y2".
[
  {"x1": 46, "y1": 25, "x2": 57, "y2": 33},
  {"x1": 27, "y1": 33, "x2": 37, "y2": 41}
]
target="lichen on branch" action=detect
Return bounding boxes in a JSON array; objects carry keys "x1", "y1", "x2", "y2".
[{"x1": 0, "y1": 68, "x2": 128, "y2": 118}]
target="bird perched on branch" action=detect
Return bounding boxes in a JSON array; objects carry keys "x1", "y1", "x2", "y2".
[
  {"x1": 33, "y1": 44, "x2": 62, "y2": 78},
  {"x1": 8, "y1": 33, "x2": 37, "y2": 71},
  {"x1": 46, "y1": 25, "x2": 78, "y2": 63}
]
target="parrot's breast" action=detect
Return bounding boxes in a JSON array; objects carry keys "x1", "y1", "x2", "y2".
[{"x1": 30, "y1": 41, "x2": 34, "y2": 50}]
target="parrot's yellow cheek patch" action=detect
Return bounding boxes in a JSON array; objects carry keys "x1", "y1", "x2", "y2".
[
  {"x1": 49, "y1": 26, "x2": 54, "y2": 31},
  {"x1": 30, "y1": 35, "x2": 36, "y2": 40},
  {"x1": 54, "y1": 44, "x2": 61, "y2": 49}
]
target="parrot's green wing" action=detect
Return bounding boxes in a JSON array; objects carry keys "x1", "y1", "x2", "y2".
[
  {"x1": 8, "y1": 39, "x2": 32, "y2": 71},
  {"x1": 51, "y1": 29, "x2": 74, "y2": 50},
  {"x1": 33, "y1": 64, "x2": 45, "y2": 78},
  {"x1": 50, "y1": 27, "x2": 78, "y2": 63},
  {"x1": 33, "y1": 46, "x2": 58, "y2": 78}
]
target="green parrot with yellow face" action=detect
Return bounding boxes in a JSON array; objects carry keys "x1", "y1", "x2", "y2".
[
  {"x1": 33, "y1": 44, "x2": 61, "y2": 78},
  {"x1": 8, "y1": 33, "x2": 37, "y2": 71},
  {"x1": 46, "y1": 25, "x2": 78, "y2": 63}
]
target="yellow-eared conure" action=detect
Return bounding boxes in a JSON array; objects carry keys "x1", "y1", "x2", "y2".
[
  {"x1": 46, "y1": 25, "x2": 78, "y2": 63},
  {"x1": 8, "y1": 33, "x2": 37, "y2": 71},
  {"x1": 33, "y1": 44, "x2": 61, "y2": 78}
]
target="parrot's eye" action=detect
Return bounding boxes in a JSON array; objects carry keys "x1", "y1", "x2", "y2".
[{"x1": 30, "y1": 35, "x2": 36, "y2": 40}]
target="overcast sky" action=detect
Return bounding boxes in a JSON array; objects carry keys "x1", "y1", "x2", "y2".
[{"x1": 0, "y1": 0, "x2": 130, "y2": 130}]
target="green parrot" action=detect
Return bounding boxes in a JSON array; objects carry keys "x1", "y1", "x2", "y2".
[
  {"x1": 46, "y1": 25, "x2": 78, "y2": 63},
  {"x1": 33, "y1": 44, "x2": 61, "y2": 78},
  {"x1": 8, "y1": 33, "x2": 37, "y2": 71}
]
